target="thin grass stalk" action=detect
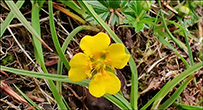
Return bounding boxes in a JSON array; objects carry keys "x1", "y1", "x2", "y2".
[
  {"x1": 48, "y1": 0, "x2": 70, "y2": 70},
  {"x1": 14, "y1": 84, "x2": 42, "y2": 110},
  {"x1": 158, "y1": 75, "x2": 193, "y2": 109},
  {"x1": 0, "y1": 0, "x2": 24, "y2": 38},
  {"x1": 176, "y1": 16, "x2": 194, "y2": 66},
  {"x1": 5, "y1": 1, "x2": 53, "y2": 52},
  {"x1": 151, "y1": 62, "x2": 203, "y2": 109},
  {"x1": 157, "y1": 1, "x2": 181, "y2": 48}
]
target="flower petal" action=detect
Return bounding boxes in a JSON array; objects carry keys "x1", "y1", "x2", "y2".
[
  {"x1": 106, "y1": 43, "x2": 130, "y2": 69},
  {"x1": 69, "y1": 53, "x2": 92, "y2": 82},
  {"x1": 89, "y1": 71, "x2": 121, "y2": 97},
  {"x1": 80, "y1": 32, "x2": 110, "y2": 58}
]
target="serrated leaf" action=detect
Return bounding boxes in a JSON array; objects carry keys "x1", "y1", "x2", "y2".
[
  {"x1": 87, "y1": 1, "x2": 108, "y2": 10},
  {"x1": 128, "y1": 1, "x2": 143, "y2": 17},
  {"x1": 133, "y1": 21, "x2": 144, "y2": 32}
]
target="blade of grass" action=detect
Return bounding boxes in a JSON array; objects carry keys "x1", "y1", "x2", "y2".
[
  {"x1": 114, "y1": 93, "x2": 132, "y2": 110},
  {"x1": 151, "y1": 61, "x2": 203, "y2": 109},
  {"x1": 48, "y1": 0, "x2": 70, "y2": 70},
  {"x1": 13, "y1": 84, "x2": 42, "y2": 110},
  {"x1": 157, "y1": 1, "x2": 182, "y2": 49},
  {"x1": 154, "y1": 33, "x2": 190, "y2": 68},
  {"x1": 5, "y1": 0, "x2": 53, "y2": 52},
  {"x1": 58, "y1": 0, "x2": 87, "y2": 17},
  {"x1": 0, "y1": 0, "x2": 24, "y2": 38},
  {"x1": 176, "y1": 16, "x2": 194, "y2": 66},
  {"x1": 103, "y1": 94, "x2": 129, "y2": 110},
  {"x1": 158, "y1": 75, "x2": 193, "y2": 109},
  {"x1": 53, "y1": 2, "x2": 86, "y2": 24},
  {"x1": 197, "y1": 97, "x2": 203, "y2": 105},
  {"x1": 140, "y1": 81, "x2": 170, "y2": 110},
  {"x1": 173, "y1": 101, "x2": 203, "y2": 110},
  {"x1": 31, "y1": 1, "x2": 44, "y2": 67},
  {"x1": 1, "y1": 66, "x2": 89, "y2": 86},
  {"x1": 79, "y1": 1, "x2": 138, "y2": 109}
]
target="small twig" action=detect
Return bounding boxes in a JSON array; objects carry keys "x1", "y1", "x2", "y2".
[
  {"x1": 115, "y1": 10, "x2": 125, "y2": 19},
  {"x1": 147, "y1": 56, "x2": 167, "y2": 73},
  {"x1": 161, "y1": 0, "x2": 178, "y2": 15},
  {"x1": 108, "y1": 9, "x2": 114, "y2": 26},
  {"x1": 0, "y1": 82, "x2": 29, "y2": 106},
  {"x1": 0, "y1": 99, "x2": 20, "y2": 110},
  {"x1": 5, "y1": 38, "x2": 22, "y2": 69}
]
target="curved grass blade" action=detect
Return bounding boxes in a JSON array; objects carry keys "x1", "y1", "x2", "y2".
[
  {"x1": 177, "y1": 16, "x2": 194, "y2": 66},
  {"x1": 173, "y1": 101, "x2": 203, "y2": 110},
  {"x1": 56, "y1": 26, "x2": 94, "y2": 98},
  {"x1": 14, "y1": 84, "x2": 42, "y2": 110},
  {"x1": 103, "y1": 94, "x2": 130, "y2": 110},
  {"x1": 0, "y1": 0, "x2": 24, "y2": 38},
  {"x1": 154, "y1": 33, "x2": 189, "y2": 68},
  {"x1": 48, "y1": 0, "x2": 70, "y2": 70},
  {"x1": 1, "y1": 66, "x2": 89, "y2": 86},
  {"x1": 140, "y1": 81, "x2": 170, "y2": 110},
  {"x1": 151, "y1": 61, "x2": 203, "y2": 109},
  {"x1": 5, "y1": 1, "x2": 52, "y2": 52},
  {"x1": 158, "y1": 75, "x2": 193, "y2": 109}
]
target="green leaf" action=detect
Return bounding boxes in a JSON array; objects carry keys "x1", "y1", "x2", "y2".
[
  {"x1": 173, "y1": 101, "x2": 203, "y2": 110},
  {"x1": 132, "y1": 21, "x2": 144, "y2": 32},
  {"x1": 139, "y1": 17, "x2": 155, "y2": 25}
]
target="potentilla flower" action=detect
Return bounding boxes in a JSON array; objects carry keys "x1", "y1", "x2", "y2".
[{"x1": 68, "y1": 32, "x2": 130, "y2": 97}]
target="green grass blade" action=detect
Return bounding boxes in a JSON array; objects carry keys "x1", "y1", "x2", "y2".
[
  {"x1": 79, "y1": 1, "x2": 137, "y2": 109},
  {"x1": 48, "y1": 0, "x2": 70, "y2": 70},
  {"x1": 151, "y1": 61, "x2": 203, "y2": 109},
  {"x1": 0, "y1": 0, "x2": 24, "y2": 38},
  {"x1": 13, "y1": 84, "x2": 42, "y2": 110},
  {"x1": 5, "y1": 0, "x2": 52, "y2": 52},
  {"x1": 58, "y1": 0, "x2": 86, "y2": 18},
  {"x1": 158, "y1": 75, "x2": 193, "y2": 109},
  {"x1": 173, "y1": 101, "x2": 203, "y2": 110},
  {"x1": 197, "y1": 97, "x2": 203, "y2": 105},
  {"x1": 30, "y1": 2, "x2": 68, "y2": 109},
  {"x1": 157, "y1": 1, "x2": 182, "y2": 49},
  {"x1": 103, "y1": 94, "x2": 129, "y2": 110},
  {"x1": 177, "y1": 16, "x2": 194, "y2": 66},
  {"x1": 140, "y1": 81, "x2": 170, "y2": 110},
  {"x1": 114, "y1": 93, "x2": 132, "y2": 110},
  {"x1": 31, "y1": 2, "x2": 44, "y2": 66},
  {"x1": 154, "y1": 33, "x2": 190, "y2": 68},
  {"x1": 1, "y1": 66, "x2": 89, "y2": 86}
]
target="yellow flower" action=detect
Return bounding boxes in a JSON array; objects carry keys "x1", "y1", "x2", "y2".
[{"x1": 68, "y1": 32, "x2": 130, "y2": 97}]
